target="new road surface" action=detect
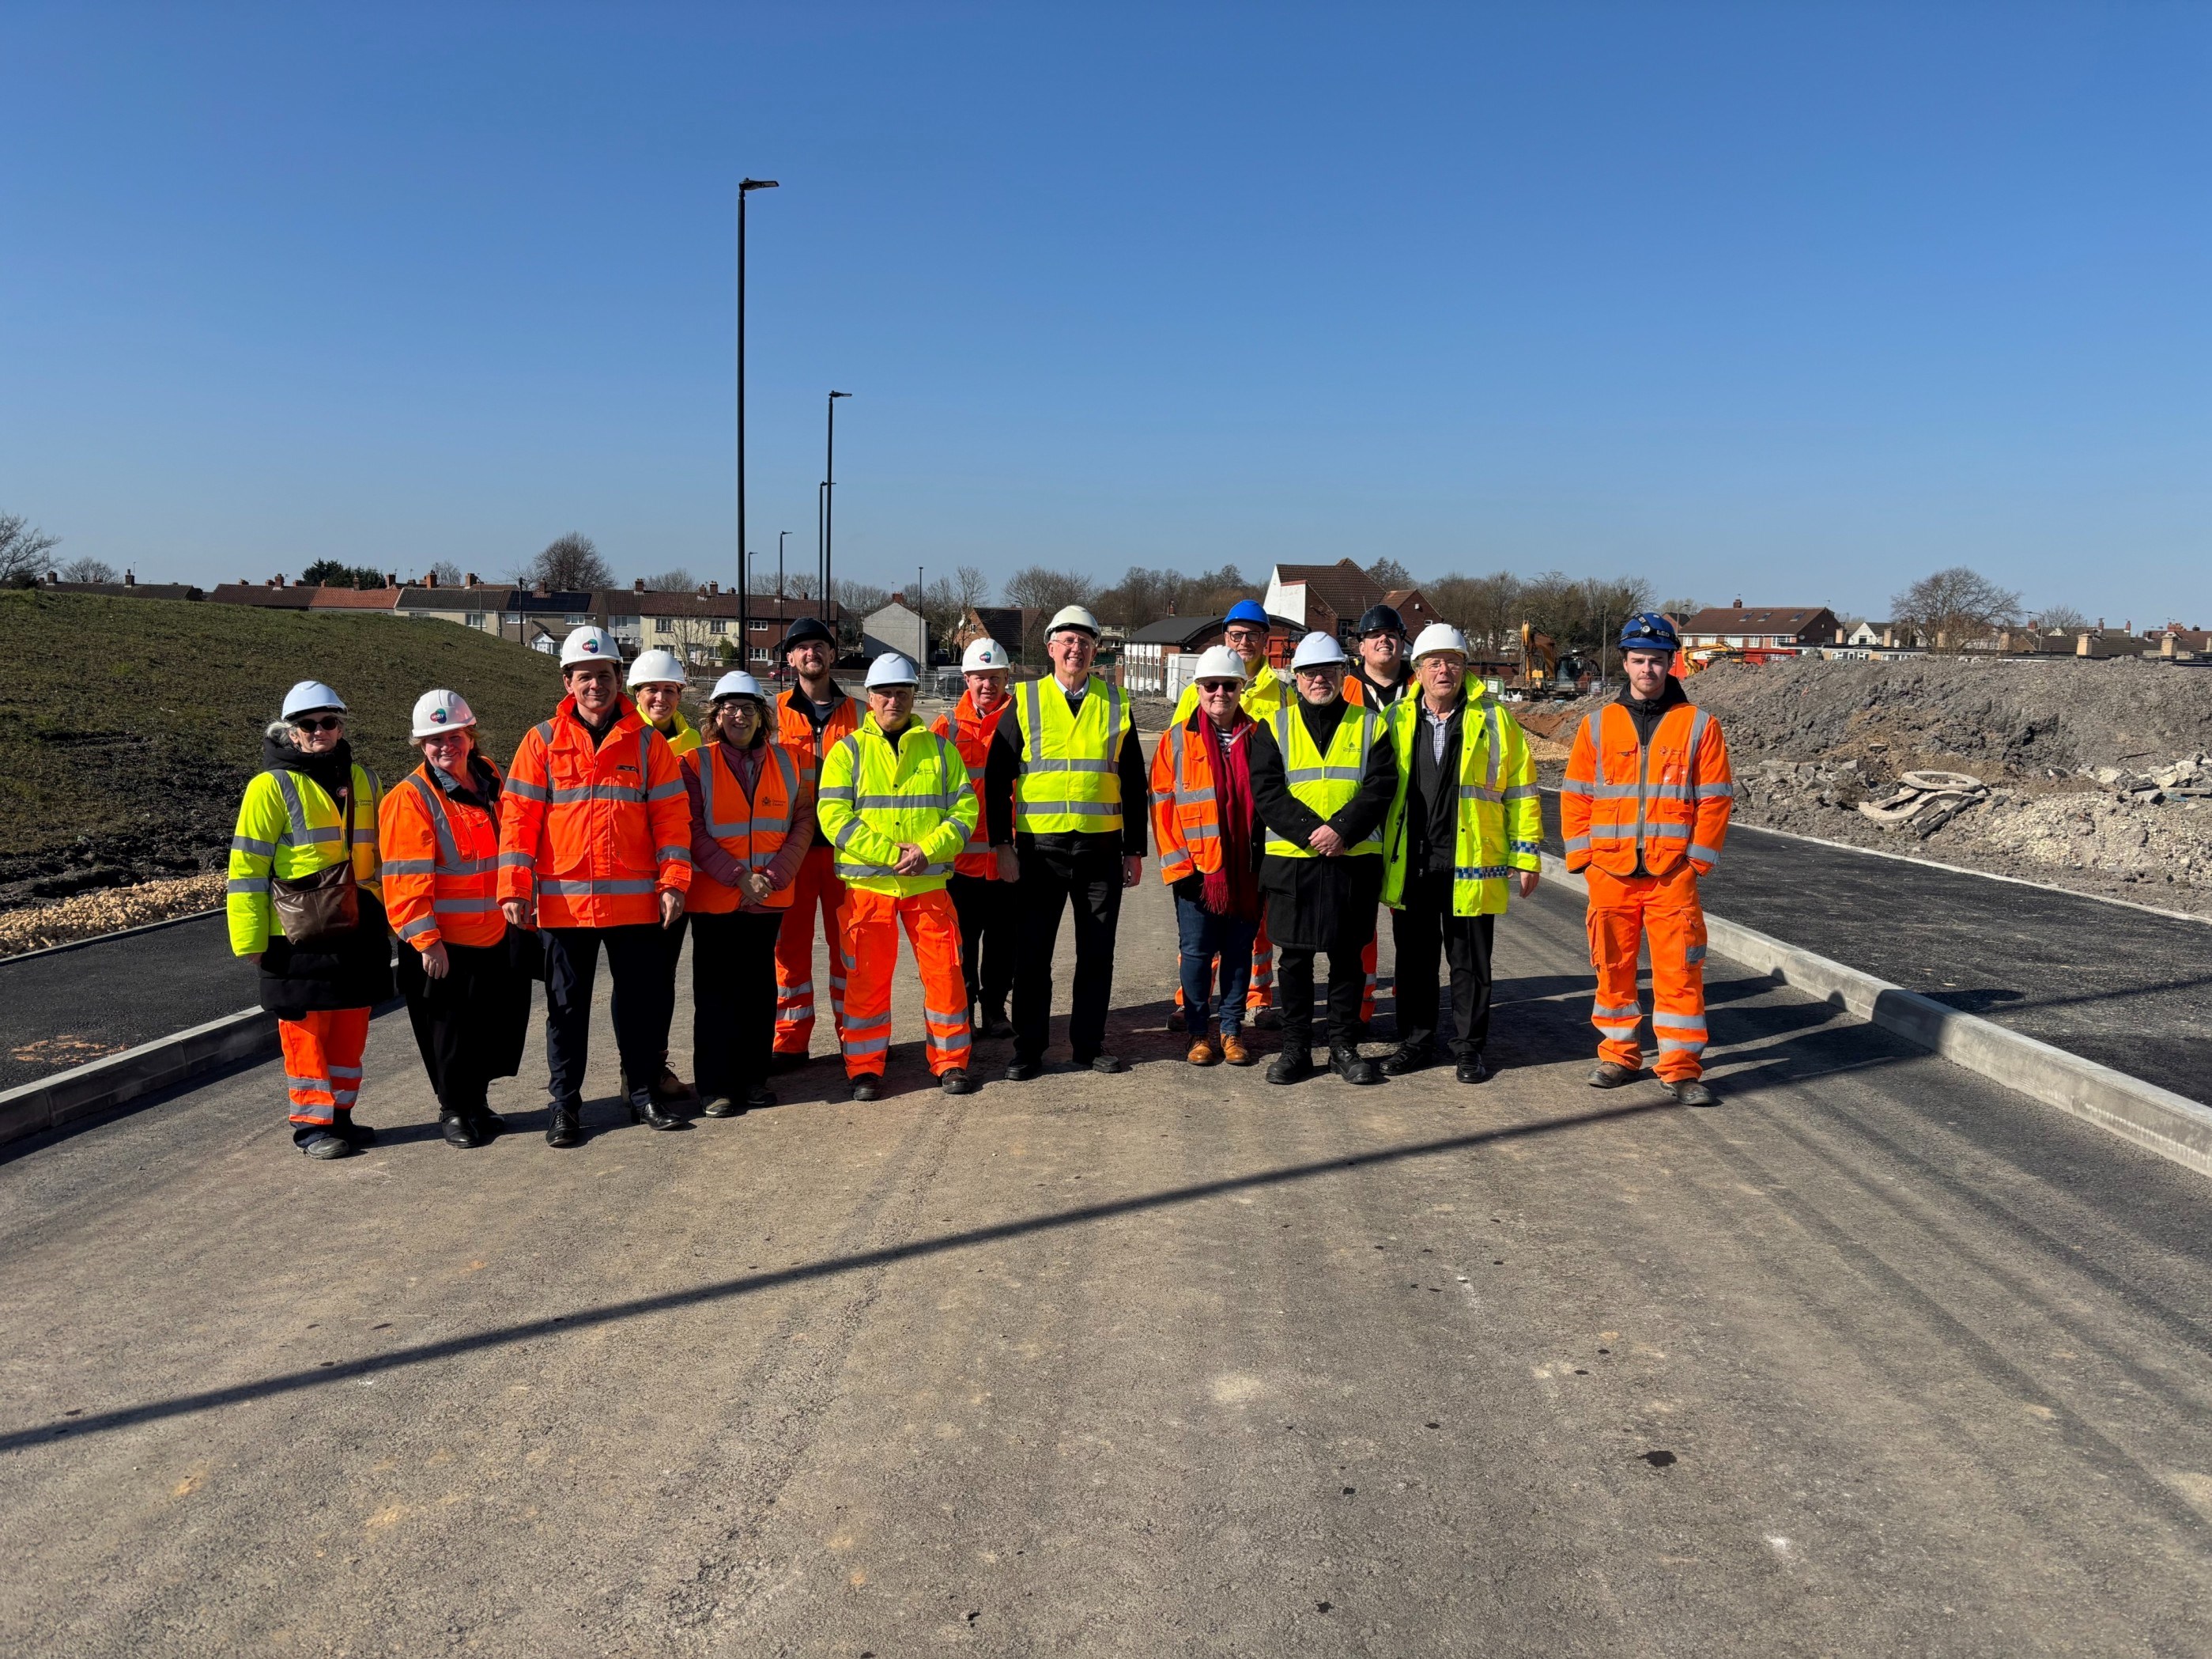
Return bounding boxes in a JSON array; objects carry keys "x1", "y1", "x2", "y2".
[{"x1": 3, "y1": 879, "x2": 2208, "y2": 1655}]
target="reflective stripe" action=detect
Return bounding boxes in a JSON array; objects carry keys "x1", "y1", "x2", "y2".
[
  {"x1": 842, "y1": 1034, "x2": 891, "y2": 1057},
  {"x1": 380, "y1": 858, "x2": 438, "y2": 875},
  {"x1": 923, "y1": 1004, "x2": 969, "y2": 1026},
  {"x1": 497, "y1": 851, "x2": 534, "y2": 868},
  {"x1": 286, "y1": 1073, "x2": 332, "y2": 1094},
  {"x1": 1453, "y1": 865, "x2": 1513, "y2": 881},
  {"x1": 398, "y1": 915, "x2": 439, "y2": 939},
  {"x1": 647, "y1": 780, "x2": 685, "y2": 802},
  {"x1": 1652, "y1": 1012, "x2": 1706, "y2": 1033},
  {"x1": 655, "y1": 846, "x2": 693, "y2": 864},
  {"x1": 504, "y1": 777, "x2": 549, "y2": 802},
  {"x1": 844, "y1": 1011, "x2": 891, "y2": 1035},
  {"x1": 271, "y1": 771, "x2": 311, "y2": 845},
  {"x1": 855, "y1": 792, "x2": 949, "y2": 810},
  {"x1": 1592, "y1": 1002, "x2": 1642, "y2": 1019},
  {"x1": 1562, "y1": 835, "x2": 1591, "y2": 853},
  {"x1": 926, "y1": 1030, "x2": 968, "y2": 1050},
  {"x1": 817, "y1": 784, "x2": 856, "y2": 802},
  {"x1": 1657, "y1": 1037, "x2": 1707, "y2": 1054},
  {"x1": 1508, "y1": 840, "x2": 1542, "y2": 856},
  {"x1": 1693, "y1": 781, "x2": 1735, "y2": 799},
  {"x1": 539, "y1": 878, "x2": 659, "y2": 896},
  {"x1": 545, "y1": 784, "x2": 645, "y2": 804},
  {"x1": 1557, "y1": 782, "x2": 1594, "y2": 799},
  {"x1": 231, "y1": 834, "x2": 274, "y2": 857},
  {"x1": 432, "y1": 897, "x2": 496, "y2": 914},
  {"x1": 1689, "y1": 842, "x2": 1723, "y2": 866},
  {"x1": 1685, "y1": 944, "x2": 1707, "y2": 964},
  {"x1": 1648, "y1": 822, "x2": 1691, "y2": 841},
  {"x1": 227, "y1": 876, "x2": 270, "y2": 895},
  {"x1": 1503, "y1": 783, "x2": 1539, "y2": 800}
]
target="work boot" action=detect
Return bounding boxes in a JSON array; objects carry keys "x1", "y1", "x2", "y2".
[
  {"x1": 439, "y1": 1111, "x2": 481, "y2": 1149},
  {"x1": 977, "y1": 1002, "x2": 1016, "y2": 1041},
  {"x1": 1667, "y1": 1079, "x2": 1718, "y2": 1107},
  {"x1": 626, "y1": 1086, "x2": 685, "y2": 1131},
  {"x1": 1455, "y1": 1054, "x2": 1490, "y2": 1085},
  {"x1": 1382, "y1": 1043, "x2": 1434, "y2": 1077},
  {"x1": 1079, "y1": 1054, "x2": 1125, "y2": 1075},
  {"x1": 1186, "y1": 1037, "x2": 1219, "y2": 1067},
  {"x1": 331, "y1": 1113, "x2": 376, "y2": 1148},
  {"x1": 698, "y1": 1094, "x2": 742, "y2": 1118},
  {"x1": 651, "y1": 1061, "x2": 693, "y2": 1105},
  {"x1": 742, "y1": 1083, "x2": 777, "y2": 1111},
  {"x1": 545, "y1": 1099, "x2": 585, "y2": 1149},
  {"x1": 1588, "y1": 1061, "x2": 1641, "y2": 1090},
  {"x1": 1003, "y1": 1057, "x2": 1043, "y2": 1082},
  {"x1": 1220, "y1": 1030, "x2": 1253, "y2": 1067},
  {"x1": 1251, "y1": 1007, "x2": 1282, "y2": 1031},
  {"x1": 298, "y1": 1129, "x2": 356, "y2": 1160},
  {"x1": 1266, "y1": 1044, "x2": 1315, "y2": 1085},
  {"x1": 850, "y1": 1075, "x2": 881, "y2": 1102},
  {"x1": 938, "y1": 1068, "x2": 976, "y2": 1096},
  {"x1": 1330, "y1": 1045, "x2": 1382, "y2": 1086}
]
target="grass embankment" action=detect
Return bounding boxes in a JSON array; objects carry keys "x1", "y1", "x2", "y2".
[{"x1": 0, "y1": 591, "x2": 573, "y2": 913}]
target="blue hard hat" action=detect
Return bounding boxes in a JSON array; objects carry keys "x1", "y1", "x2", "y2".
[
  {"x1": 1224, "y1": 599, "x2": 1270, "y2": 627},
  {"x1": 1618, "y1": 611, "x2": 1680, "y2": 654}
]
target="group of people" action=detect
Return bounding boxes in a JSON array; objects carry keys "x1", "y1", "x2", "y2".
[{"x1": 226, "y1": 602, "x2": 1732, "y2": 1159}]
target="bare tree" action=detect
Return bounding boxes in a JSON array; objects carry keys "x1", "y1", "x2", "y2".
[
  {"x1": 59, "y1": 556, "x2": 118, "y2": 583},
  {"x1": 1425, "y1": 571, "x2": 1523, "y2": 654},
  {"x1": 1004, "y1": 565, "x2": 1103, "y2": 659},
  {"x1": 952, "y1": 565, "x2": 992, "y2": 611},
  {"x1": 2033, "y1": 603, "x2": 2089, "y2": 633},
  {"x1": 1659, "y1": 595, "x2": 1699, "y2": 620},
  {"x1": 0, "y1": 513, "x2": 62, "y2": 584},
  {"x1": 1364, "y1": 556, "x2": 1413, "y2": 591},
  {"x1": 531, "y1": 532, "x2": 613, "y2": 592},
  {"x1": 643, "y1": 568, "x2": 698, "y2": 592},
  {"x1": 427, "y1": 559, "x2": 463, "y2": 586},
  {"x1": 1891, "y1": 567, "x2": 2021, "y2": 650}
]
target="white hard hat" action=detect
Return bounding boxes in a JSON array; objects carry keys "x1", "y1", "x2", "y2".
[
  {"x1": 962, "y1": 637, "x2": 1012, "y2": 673},
  {"x1": 1191, "y1": 645, "x2": 1248, "y2": 684},
  {"x1": 281, "y1": 680, "x2": 347, "y2": 720},
  {"x1": 410, "y1": 689, "x2": 476, "y2": 738},
  {"x1": 709, "y1": 671, "x2": 765, "y2": 702},
  {"x1": 1291, "y1": 631, "x2": 1349, "y2": 671},
  {"x1": 1411, "y1": 622, "x2": 1471, "y2": 660},
  {"x1": 626, "y1": 648, "x2": 686, "y2": 688},
  {"x1": 559, "y1": 626, "x2": 620, "y2": 668},
  {"x1": 865, "y1": 652, "x2": 920, "y2": 690},
  {"x1": 1047, "y1": 605, "x2": 1100, "y2": 640}
]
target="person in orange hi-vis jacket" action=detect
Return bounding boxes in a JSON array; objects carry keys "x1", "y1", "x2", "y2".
[
  {"x1": 380, "y1": 689, "x2": 533, "y2": 1150},
  {"x1": 497, "y1": 628, "x2": 693, "y2": 1149},
  {"x1": 932, "y1": 637, "x2": 1018, "y2": 1041},
  {"x1": 1559, "y1": 612, "x2": 1734, "y2": 1106},
  {"x1": 768, "y1": 616, "x2": 861, "y2": 1064}
]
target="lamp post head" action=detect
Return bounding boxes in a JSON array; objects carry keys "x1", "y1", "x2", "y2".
[
  {"x1": 741, "y1": 178, "x2": 779, "y2": 192},
  {"x1": 829, "y1": 390, "x2": 851, "y2": 399}
]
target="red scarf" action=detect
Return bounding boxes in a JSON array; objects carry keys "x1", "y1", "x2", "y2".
[{"x1": 1196, "y1": 712, "x2": 1261, "y2": 920}]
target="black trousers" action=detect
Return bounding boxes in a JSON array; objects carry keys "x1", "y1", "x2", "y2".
[
  {"x1": 689, "y1": 909, "x2": 784, "y2": 1095},
  {"x1": 542, "y1": 924, "x2": 673, "y2": 1104},
  {"x1": 397, "y1": 935, "x2": 532, "y2": 1115},
  {"x1": 1276, "y1": 939, "x2": 1370, "y2": 1052},
  {"x1": 651, "y1": 911, "x2": 689, "y2": 1068},
  {"x1": 946, "y1": 872, "x2": 1017, "y2": 1011},
  {"x1": 1390, "y1": 875, "x2": 1497, "y2": 1059},
  {"x1": 1011, "y1": 844, "x2": 1123, "y2": 1063}
]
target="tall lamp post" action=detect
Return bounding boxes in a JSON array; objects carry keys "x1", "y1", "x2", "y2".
[
  {"x1": 777, "y1": 530, "x2": 790, "y2": 599},
  {"x1": 736, "y1": 176, "x2": 779, "y2": 655},
  {"x1": 823, "y1": 389, "x2": 851, "y2": 638}
]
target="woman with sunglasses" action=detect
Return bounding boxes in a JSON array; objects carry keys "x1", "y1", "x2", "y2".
[
  {"x1": 379, "y1": 690, "x2": 534, "y2": 1148},
  {"x1": 225, "y1": 682, "x2": 393, "y2": 1159}
]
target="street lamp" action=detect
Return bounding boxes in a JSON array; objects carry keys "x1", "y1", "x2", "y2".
[
  {"x1": 736, "y1": 176, "x2": 779, "y2": 655},
  {"x1": 777, "y1": 530, "x2": 790, "y2": 599},
  {"x1": 823, "y1": 389, "x2": 851, "y2": 637}
]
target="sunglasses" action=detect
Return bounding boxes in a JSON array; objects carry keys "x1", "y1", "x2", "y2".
[
  {"x1": 1198, "y1": 680, "x2": 1243, "y2": 694},
  {"x1": 293, "y1": 716, "x2": 345, "y2": 734}
]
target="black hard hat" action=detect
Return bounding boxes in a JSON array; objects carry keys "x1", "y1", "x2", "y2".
[
  {"x1": 1356, "y1": 604, "x2": 1406, "y2": 639},
  {"x1": 782, "y1": 616, "x2": 835, "y2": 652}
]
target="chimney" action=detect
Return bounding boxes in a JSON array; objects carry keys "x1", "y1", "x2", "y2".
[
  {"x1": 387, "y1": 572, "x2": 398, "y2": 588},
  {"x1": 633, "y1": 576, "x2": 645, "y2": 592},
  {"x1": 2077, "y1": 632, "x2": 2093, "y2": 657},
  {"x1": 124, "y1": 569, "x2": 135, "y2": 587},
  {"x1": 535, "y1": 580, "x2": 548, "y2": 596},
  {"x1": 466, "y1": 572, "x2": 479, "y2": 588},
  {"x1": 45, "y1": 569, "x2": 57, "y2": 585},
  {"x1": 708, "y1": 580, "x2": 719, "y2": 595},
  {"x1": 891, "y1": 591, "x2": 904, "y2": 606},
  {"x1": 2162, "y1": 632, "x2": 2178, "y2": 658},
  {"x1": 425, "y1": 570, "x2": 437, "y2": 588},
  {"x1": 1833, "y1": 627, "x2": 1844, "y2": 644},
  {"x1": 1732, "y1": 596, "x2": 1743, "y2": 608}
]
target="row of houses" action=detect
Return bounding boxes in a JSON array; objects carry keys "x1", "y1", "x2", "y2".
[{"x1": 1679, "y1": 600, "x2": 2211, "y2": 660}]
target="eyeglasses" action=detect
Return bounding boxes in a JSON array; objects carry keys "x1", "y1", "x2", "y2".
[
  {"x1": 1197, "y1": 680, "x2": 1242, "y2": 694},
  {"x1": 293, "y1": 716, "x2": 345, "y2": 734}
]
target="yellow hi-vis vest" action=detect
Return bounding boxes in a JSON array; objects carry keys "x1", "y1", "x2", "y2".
[
  {"x1": 226, "y1": 761, "x2": 384, "y2": 955},
  {"x1": 1380, "y1": 691, "x2": 1543, "y2": 917},
  {"x1": 814, "y1": 715, "x2": 978, "y2": 896},
  {"x1": 1011, "y1": 675, "x2": 1131, "y2": 835},
  {"x1": 1263, "y1": 700, "x2": 1383, "y2": 859}
]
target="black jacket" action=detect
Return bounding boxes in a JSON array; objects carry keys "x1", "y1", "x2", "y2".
[
  {"x1": 982, "y1": 680, "x2": 1149, "y2": 860},
  {"x1": 1247, "y1": 698, "x2": 1398, "y2": 949},
  {"x1": 255, "y1": 735, "x2": 395, "y2": 1019},
  {"x1": 1402, "y1": 695, "x2": 1466, "y2": 879}
]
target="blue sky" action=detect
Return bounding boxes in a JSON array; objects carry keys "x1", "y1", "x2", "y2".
[{"x1": 3, "y1": 2, "x2": 2206, "y2": 624}]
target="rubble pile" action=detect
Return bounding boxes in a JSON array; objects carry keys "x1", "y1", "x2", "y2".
[{"x1": 0, "y1": 871, "x2": 225, "y2": 959}]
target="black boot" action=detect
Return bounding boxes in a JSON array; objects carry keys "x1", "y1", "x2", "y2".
[
  {"x1": 627, "y1": 1085, "x2": 685, "y2": 1130},
  {"x1": 545, "y1": 1098, "x2": 585, "y2": 1148},
  {"x1": 1266, "y1": 1037, "x2": 1315, "y2": 1085},
  {"x1": 439, "y1": 1111, "x2": 481, "y2": 1149},
  {"x1": 978, "y1": 1001, "x2": 1016, "y2": 1041},
  {"x1": 1381, "y1": 1043, "x2": 1434, "y2": 1076},
  {"x1": 1330, "y1": 1045, "x2": 1382, "y2": 1085}
]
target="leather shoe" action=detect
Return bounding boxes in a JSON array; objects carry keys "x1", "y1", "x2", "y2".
[
  {"x1": 545, "y1": 1101, "x2": 585, "y2": 1148},
  {"x1": 470, "y1": 1110, "x2": 507, "y2": 1139},
  {"x1": 1455, "y1": 1054, "x2": 1489, "y2": 1085},
  {"x1": 938, "y1": 1068, "x2": 976, "y2": 1096},
  {"x1": 698, "y1": 1094, "x2": 741, "y2": 1118},
  {"x1": 1003, "y1": 1058, "x2": 1042, "y2": 1082},
  {"x1": 1667, "y1": 1079, "x2": 1718, "y2": 1107},
  {"x1": 626, "y1": 1089, "x2": 685, "y2": 1131},
  {"x1": 1382, "y1": 1044, "x2": 1433, "y2": 1077},
  {"x1": 1220, "y1": 1031, "x2": 1253, "y2": 1066},
  {"x1": 1330, "y1": 1045, "x2": 1381, "y2": 1085},
  {"x1": 1186, "y1": 1037, "x2": 1219, "y2": 1067},
  {"x1": 439, "y1": 1112, "x2": 481, "y2": 1148},
  {"x1": 1078, "y1": 1054, "x2": 1125, "y2": 1075},
  {"x1": 1266, "y1": 1050, "x2": 1315, "y2": 1085},
  {"x1": 298, "y1": 1129, "x2": 356, "y2": 1160},
  {"x1": 651, "y1": 1064, "x2": 694, "y2": 1105},
  {"x1": 850, "y1": 1075, "x2": 881, "y2": 1102},
  {"x1": 1589, "y1": 1061, "x2": 1640, "y2": 1089}
]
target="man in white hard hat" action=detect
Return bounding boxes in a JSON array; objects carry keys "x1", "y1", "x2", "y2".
[
  {"x1": 499, "y1": 626, "x2": 693, "y2": 1147},
  {"x1": 1377, "y1": 623, "x2": 1541, "y2": 1084},
  {"x1": 815, "y1": 653, "x2": 979, "y2": 1100},
  {"x1": 626, "y1": 647, "x2": 699, "y2": 1107},
  {"x1": 983, "y1": 605, "x2": 1148, "y2": 1079},
  {"x1": 932, "y1": 637, "x2": 1017, "y2": 1039},
  {"x1": 1248, "y1": 630, "x2": 1397, "y2": 1084}
]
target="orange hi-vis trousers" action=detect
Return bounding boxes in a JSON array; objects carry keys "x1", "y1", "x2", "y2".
[
  {"x1": 775, "y1": 845, "x2": 849, "y2": 1056},
  {"x1": 280, "y1": 1007, "x2": 370, "y2": 1127},
  {"x1": 837, "y1": 886, "x2": 972, "y2": 1079},
  {"x1": 1585, "y1": 864, "x2": 1710, "y2": 1083}
]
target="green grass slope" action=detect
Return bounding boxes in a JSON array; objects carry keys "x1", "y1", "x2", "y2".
[{"x1": 0, "y1": 592, "x2": 578, "y2": 904}]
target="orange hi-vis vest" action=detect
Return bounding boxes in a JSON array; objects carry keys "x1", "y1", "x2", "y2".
[
  {"x1": 1150, "y1": 709, "x2": 1248, "y2": 882},
  {"x1": 498, "y1": 696, "x2": 693, "y2": 928},
  {"x1": 379, "y1": 759, "x2": 508, "y2": 950},
  {"x1": 931, "y1": 690, "x2": 1011, "y2": 879},
  {"x1": 1561, "y1": 700, "x2": 1734, "y2": 879},
  {"x1": 776, "y1": 684, "x2": 860, "y2": 834},
  {"x1": 682, "y1": 739, "x2": 800, "y2": 913}
]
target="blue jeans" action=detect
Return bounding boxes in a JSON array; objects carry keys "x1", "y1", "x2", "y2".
[{"x1": 1176, "y1": 892, "x2": 1260, "y2": 1037}]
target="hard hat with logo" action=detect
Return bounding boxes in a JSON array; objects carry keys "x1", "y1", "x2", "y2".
[
  {"x1": 961, "y1": 637, "x2": 1012, "y2": 673},
  {"x1": 1291, "y1": 631, "x2": 1349, "y2": 671},
  {"x1": 1191, "y1": 645, "x2": 1248, "y2": 685},
  {"x1": 1356, "y1": 603, "x2": 1407, "y2": 639},
  {"x1": 1047, "y1": 605, "x2": 1100, "y2": 641},
  {"x1": 782, "y1": 616, "x2": 836, "y2": 652},
  {"x1": 281, "y1": 680, "x2": 348, "y2": 720},
  {"x1": 410, "y1": 689, "x2": 476, "y2": 738},
  {"x1": 865, "y1": 652, "x2": 920, "y2": 689},
  {"x1": 1224, "y1": 599, "x2": 1270, "y2": 628},
  {"x1": 708, "y1": 671, "x2": 766, "y2": 704},
  {"x1": 626, "y1": 648, "x2": 686, "y2": 688},
  {"x1": 559, "y1": 626, "x2": 621, "y2": 668},
  {"x1": 1411, "y1": 622, "x2": 1471, "y2": 660},
  {"x1": 1617, "y1": 612, "x2": 1681, "y2": 655}
]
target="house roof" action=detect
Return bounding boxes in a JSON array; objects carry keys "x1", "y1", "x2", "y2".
[
  {"x1": 307, "y1": 586, "x2": 403, "y2": 610},
  {"x1": 208, "y1": 583, "x2": 315, "y2": 608},
  {"x1": 398, "y1": 585, "x2": 513, "y2": 610},
  {"x1": 41, "y1": 580, "x2": 202, "y2": 600},
  {"x1": 1274, "y1": 559, "x2": 1385, "y2": 623},
  {"x1": 598, "y1": 588, "x2": 746, "y2": 618},
  {"x1": 1683, "y1": 606, "x2": 1836, "y2": 634},
  {"x1": 1125, "y1": 614, "x2": 1227, "y2": 648}
]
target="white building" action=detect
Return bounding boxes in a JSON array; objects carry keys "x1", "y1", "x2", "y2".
[{"x1": 863, "y1": 598, "x2": 927, "y2": 666}]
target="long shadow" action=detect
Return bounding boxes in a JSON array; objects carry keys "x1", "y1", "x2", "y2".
[{"x1": 2, "y1": 1098, "x2": 1672, "y2": 1453}]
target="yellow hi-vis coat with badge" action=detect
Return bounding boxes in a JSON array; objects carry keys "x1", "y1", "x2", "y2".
[
  {"x1": 1011, "y1": 675, "x2": 1133, "y2": 836},
  {"x1": 1263, "y1": 699, "x2": 1384, "y2": 860},
  {"x1": 815, "y1": 715, "x2": 979, "y2": 896},
  {"x1": 1380, "y1": 690, "x2": 1542, "y2": 916},
  {"x1": 227, "y1": 761, "x2": 385, "y2": 954}
]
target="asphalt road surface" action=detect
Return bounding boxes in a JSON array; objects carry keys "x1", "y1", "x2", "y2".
[
  {"x1": 4, "y1": 875, "x2": 2209, "y2": 1656},
  {"x1": 1539, "y1": 790, "x2": 2212, "y2": 1106}
]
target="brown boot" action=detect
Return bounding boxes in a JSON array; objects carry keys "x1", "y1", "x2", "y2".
[
  {"x1": 1186, "y1": 1036, "x2": 1220, "y2": 1066},
  {"x1": 1219, "y1": 1030, "x2": 1253, "y2": 1066}
]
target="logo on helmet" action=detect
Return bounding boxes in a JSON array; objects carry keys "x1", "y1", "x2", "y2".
[{"x1": 431, "y1": 709, "x2": 448, "y2": 724}]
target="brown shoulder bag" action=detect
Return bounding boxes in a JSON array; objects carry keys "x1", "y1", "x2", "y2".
[{"x1": 270, "y1": 780, "x2": 360, "y2": 948}]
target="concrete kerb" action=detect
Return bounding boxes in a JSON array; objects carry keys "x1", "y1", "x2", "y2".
[
  {"x1": 1538, "y1": 852, "x2": 2212, "y2": 1181},
  {"x1": 0, "y1": 1008, "x2": 279, "y2": 1151}
]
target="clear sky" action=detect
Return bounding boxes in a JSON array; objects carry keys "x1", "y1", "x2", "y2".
[{"x1": 3, "y1": 2, "x2": 2206, "y2": 624}]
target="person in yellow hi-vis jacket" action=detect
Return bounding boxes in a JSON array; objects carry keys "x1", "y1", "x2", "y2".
[
  {"x1": 814, "y1": 653, "x2": 980, "y2": 1102},
  {"x1": 227, "y1": 680, "x2": 391, "y2": 1160}
]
